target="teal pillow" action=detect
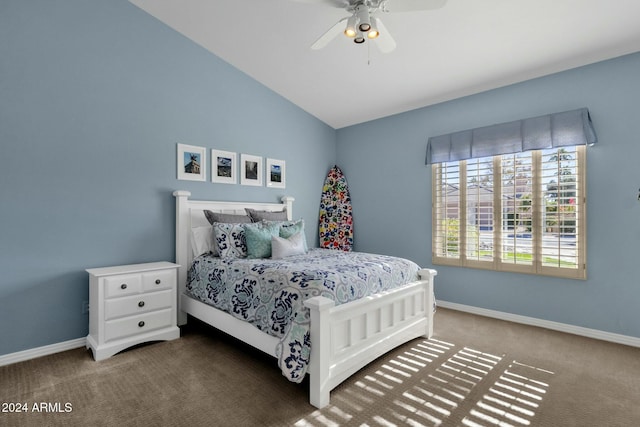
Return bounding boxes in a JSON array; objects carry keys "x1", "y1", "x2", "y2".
[
  {"x1": 244, "y1": 222, "x2": 280, "y2": 259},
  {"x1": 278, "y1": 219, "x2": 308, "y2": 252}
]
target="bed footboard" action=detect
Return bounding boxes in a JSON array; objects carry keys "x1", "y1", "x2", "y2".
[{"x1": 304, "y1": 268, "x2": 437, "y2": 408}]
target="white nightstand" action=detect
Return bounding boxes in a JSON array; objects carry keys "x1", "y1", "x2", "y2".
[{"x1": 86, "y1": 261, "x2": 180, "y2": 361}]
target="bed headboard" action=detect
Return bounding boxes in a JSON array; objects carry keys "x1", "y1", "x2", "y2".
[{"x1": 172, "y1": 190, "x2": 294, "y2": 324}]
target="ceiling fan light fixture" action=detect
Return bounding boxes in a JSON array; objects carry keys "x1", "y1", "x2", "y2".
[
  {"x1": 356, "y1": 5, "x2": 371, "y2": 32},
  {"x1": 344, "y1": 15, "x2": 357, "y2": 38},
  {"x1": 367, "y1": 17, "x2": 379, "y2": 39},
  {"x1": 354, "y1": 31, "x2": 365, "y2": 44}
]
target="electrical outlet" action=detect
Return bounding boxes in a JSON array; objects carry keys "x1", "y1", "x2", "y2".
[{"x1": 82, "y1": 301, "x2": 89, "y2": 314}]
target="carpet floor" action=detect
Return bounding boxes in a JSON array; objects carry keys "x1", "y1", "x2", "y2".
[{"x1": 2, "y1": 308, "x2": 639, "y2": 426}]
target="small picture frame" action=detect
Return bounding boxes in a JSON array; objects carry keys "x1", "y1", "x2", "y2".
[
  {"x1": 212, "y1": 150, "x2": 237, "y2": 184},
  {"x1": 177, "y1": 143, "x2": 206, "y2": 181},
  {"x1": 266, "y1": 158, "x2": 286, "y2": 189},
  {"x1": 240, "y1": 154, "x2": 263, "y2": 186}
]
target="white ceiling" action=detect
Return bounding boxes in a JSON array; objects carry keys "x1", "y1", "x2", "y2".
[{"x1": 129, "y1": 0, "x2": 640, "y2": 129}]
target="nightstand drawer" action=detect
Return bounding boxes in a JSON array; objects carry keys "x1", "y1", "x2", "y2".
[
  {"x1": 142, "y1": 269, "x2": 175, "y2": 292},
  {"x1": 104, "y1": 274, "x2": 142, "y2": 298},
  {"x1": 104, "y1": 290, "x2": 172, "y2": 320},
  {"x1": 104, "y1": 308, "x2": 173, "y2": 342}
]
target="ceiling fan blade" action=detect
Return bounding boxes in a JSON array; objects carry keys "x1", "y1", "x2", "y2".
[
  {"x1": 383, "y1": 0, "x2": 447, "y2": 13},
  {"x1": 375, "y1": 18, "x2": 396, "y2": 53},
  {"x1": 311, "y1": 17, "x2": 348, "y2": 50},
  {"x1": 290, "y1": 0, "x2": 351, "y2": 8}
]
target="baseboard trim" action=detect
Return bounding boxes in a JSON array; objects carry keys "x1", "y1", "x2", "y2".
[
  {"x1": 2, "y1": 303, "x2": 638, "y2": 366},
  {"x1": 0, "y1": 338, "x2": 87, "y2": 367},
  {"x1": 437, "y1": 300, "x2": 640, "y2": 348}
]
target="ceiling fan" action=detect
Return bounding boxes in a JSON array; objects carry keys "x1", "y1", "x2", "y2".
[{"x1": 292, "y1": 0, "x2": 447, "y2": 53}]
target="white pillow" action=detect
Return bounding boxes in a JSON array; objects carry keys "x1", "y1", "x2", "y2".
[
  {"x1": 271, "y1": 232, "x2": 306, "y2": 259},
  {"x1": 190, "y1": 226, "x2": 216, "y2": 257}
]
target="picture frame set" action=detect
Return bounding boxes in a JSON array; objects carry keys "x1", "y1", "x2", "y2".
[{"x1": 177, "y1": 143, "x2": 285, "y2": 188}]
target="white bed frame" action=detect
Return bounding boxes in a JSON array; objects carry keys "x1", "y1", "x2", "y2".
[{"x1": 173, "y1": 190, "x2": 437, "y2": 408}]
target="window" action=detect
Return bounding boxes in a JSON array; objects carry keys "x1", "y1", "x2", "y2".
[
  {"x1": 427, "y1": 108, "x2": 595, "y2": 279},
  {"x1": 432, "y1": 145, "x2": 586, "y2": 279}
]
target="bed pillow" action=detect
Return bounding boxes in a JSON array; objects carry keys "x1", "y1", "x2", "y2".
[
  {"x1": 190, "y1": 226, "x2": 216, "y2": 257},
  {"x1": 212, "y1": 223, "x2": 247, "y2": 258},
  {"x1": 204, "y1": 210, "x2": 251, "y2": 225},
  {"x1": 244, "y1": 222, "x2": 280, "y2": 259},
  {"x1": 271, "y1": 232, "x2": 306, "y2": 259},
  {"x1": 245, "y1": 208, "x2": 288, "y2": 222},
  {"x1": 276, "y1": 219, "x2": 308, "y2": 252}
]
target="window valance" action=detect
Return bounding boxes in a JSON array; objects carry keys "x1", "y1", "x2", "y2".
[{"x1": 425, "y1": 108, "x2": 597, "y2": 165}]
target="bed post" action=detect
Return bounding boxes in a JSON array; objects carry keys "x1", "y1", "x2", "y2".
[
  {"x1": 418, "y1": 268, "x2": 438, "y2": 338},
  {"x1": 281, "y1": 196, "x2": 295, "y2": 220},
  {"x1": 173, "y1": 190, "x2": 191, "y2": 326},
  {"x1": 304, "y1": 296, "x2": 335, "y2": 409}
]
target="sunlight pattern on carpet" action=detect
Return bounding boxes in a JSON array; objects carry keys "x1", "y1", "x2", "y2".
[
  {"x1": 462, "y1": 362, "x2": 553, "y2": 427},
  {"x1": 295, "y1": 339, "x2": 554, "y2": 426}
]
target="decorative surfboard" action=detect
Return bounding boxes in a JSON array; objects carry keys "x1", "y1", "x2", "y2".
[{"x1": 319, "y1": 165, "x2": 353, "y2": 251}]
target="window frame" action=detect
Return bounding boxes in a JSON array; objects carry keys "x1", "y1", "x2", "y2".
[{"x1": 432, "y1": 145, "x2": 587, "y2": 279}]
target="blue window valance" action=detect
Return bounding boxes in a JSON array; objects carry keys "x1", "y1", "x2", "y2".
[{"x1": 425, "y1": 108, "x2": 597, "y2": 165}]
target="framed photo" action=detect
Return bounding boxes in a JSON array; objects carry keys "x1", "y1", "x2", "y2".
[
  {"x1": 211, "y1": 150, "x2": 237, "y2": 184},
  {"x1": 240, "y1": 154, "x2": 263, "y2": 186},
  {"x1": 266, "y1": 158, "x2": 286, "y2": 189},
  {"x1": 177, "y1": 143, "x2": 206, "y2": 181}
]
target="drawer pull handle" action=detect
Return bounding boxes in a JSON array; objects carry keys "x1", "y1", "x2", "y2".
[
  {"x1": 155, "y1": 279, "x2": 161, "y2": 285},
  {"x1": 138, "y1": 301, "x2": 145, "y2": 308},
  {"x1": 138, "y1": 321, "x2": 145, "y2": 328},
  {"x1": 121, "y1": 284, "x2": 127, "y2": 290}
]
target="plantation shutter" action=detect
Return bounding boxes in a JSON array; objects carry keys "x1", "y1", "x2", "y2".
[
  {"x1": 539, "y1": 145, "x2": 582, "y2": 271},
  {"x1": 465, "y1": 157, "x2": 494, "y2": 262},
  {"x1": 432, "y1": 146, "x2": 586, "y2": 278},
  {"x1": 433, "y1": 162, "x2": 460, "y2": 259},
  {"x1": 500, "y1": 152, "x2": 534, "y2": 267}
]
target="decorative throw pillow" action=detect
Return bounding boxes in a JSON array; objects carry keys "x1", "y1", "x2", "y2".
[
  {"x1": 190, "y1": 226, "x2": 216, "y2": 257},
  {"x1": 204, "y1": 210, "x2": 251, "y2": 225},
  {"x1": 245, "y1": 208, "x2": 288, "y2": 222},
  {"x1": 212, "y1": 223, "x2": 247, "y2": 258},
  {"x1": 271, "y1": 232, "x2": 306, "y2": 259},
  {"x1": 244, "y1": 222, "x2": 280, "y2": 259},
  {"x1": 277, "y1": 219, "x2": 308, "y2": 252}
]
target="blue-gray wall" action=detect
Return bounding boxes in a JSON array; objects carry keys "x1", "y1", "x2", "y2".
[
  {"x1": 336, "y1": 52, "x2": 640, "y2": 339},
  {"x1": 0, "y1": 0, "x2": 336, "y2": 356},
  {"x1": 2, "y1": 0, "x2": 638, "y2": 358}
]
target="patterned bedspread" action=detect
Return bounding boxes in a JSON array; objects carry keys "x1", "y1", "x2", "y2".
[{"x1": 186, "y1": 248, "x2": 420, "y2": 382}]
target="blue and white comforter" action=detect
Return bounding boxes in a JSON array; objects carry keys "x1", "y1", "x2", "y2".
[{"x1": 186, "y1": 248, "x2": 420, "y2": 382}]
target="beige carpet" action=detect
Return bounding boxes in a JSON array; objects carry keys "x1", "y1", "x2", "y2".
[{"x1": 2, "y1": 308, "x2": 639, "y2": 426}]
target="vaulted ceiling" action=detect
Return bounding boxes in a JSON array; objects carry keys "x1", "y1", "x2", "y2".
[{"x1": 129, "y1": 0, "x2": 640, "y2": 129}]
